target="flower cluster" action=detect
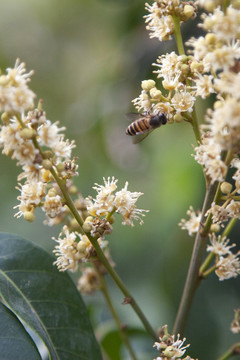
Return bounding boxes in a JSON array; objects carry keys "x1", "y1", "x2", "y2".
[
  {"x1": 87, "y1": 177, "x2": 149, "y2": 227},
  {"x1": 207, "y1": 233, "x2": 240, "y2": 281},
  {"x1": 179, "y1": 206, "x2": 201, "y2": 236},
  {"x1": 53, "y1": 225, "x2": 107, "y2": 272},
  {"x1": 145, "y1": 1, "x2": 196, "y2": 42},
  {"x1": 0, "y1": 62, "x2": 77, "y2": 224},
  {"x1": 0, "y1": 59, "x2": 35, "y2": 113},
  {"x1": 153, "y1": 325, "x2": 197, "y2": 360}
]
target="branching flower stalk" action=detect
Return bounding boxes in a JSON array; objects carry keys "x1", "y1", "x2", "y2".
[{"x1": 0, "y1": 60, "x2": 157, "y2": 344}]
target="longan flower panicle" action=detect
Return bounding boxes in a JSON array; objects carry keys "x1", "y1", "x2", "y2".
[{"x1": 0, "y1": 61, "x2": 78, "y2": 226}]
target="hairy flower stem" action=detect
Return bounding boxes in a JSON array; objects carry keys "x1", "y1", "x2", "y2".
[
  {"x1": 98, "y1": 271, "x2": 138, "y2": 360},
  {"x1": 172, "y1": 15, "x2": 185, "y2": 56},
  {"x1": 218, "y1": 342, "x2": 240, "y2": 360},
  {"x1": 50, "y1": 166, "x2": 157, "y2": 341},
  {"x1": 173, "y1": 180, "x2": 218, "y2": 335}
]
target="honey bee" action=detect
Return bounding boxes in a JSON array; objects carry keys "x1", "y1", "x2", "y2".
[{"x1": 126, "y1": 112, "x2": 167, "y2": 143}]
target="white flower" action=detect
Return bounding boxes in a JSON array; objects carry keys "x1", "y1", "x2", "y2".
[
  {"x1": 215, "y1": 252, "x2": 240, "y2": 281},
  {"x1": 171, "y1": 90, "x2": 196, "y2": 113},
  {"x1": 14, "y1": 181, "x2": 46, "y2": 218},
  {"x1": 87, "y1": 177, "x2": 118, "y2": 217},
  {"x1": 42, "y1": 194, "x2": 66, "y2": 218},
  {"x1": 0, "y1": 59, "x2": 35, "y2": 113},
  {"x1": 132, "y1": 90, "x2": 151, "y2": 112},
  {"x1": 207, "y1": 98, "x2": 240, "y2": 151},
  {"x1": 192, "y1": 73, "x2": 215, "y2": 99},
  {"x1": 114, "y1": 181, "x2": 149, "y2": 226},
  {"x1": 207, "y1": 234, "x2": 236, "y2": 256},
  {"x1": 202, "y1": 7, "x2": 240, "y2": 41},
  {"x1": 194, "y1": 133, "x2": 227, "y2": 183},
  {"x1": 144, "y1": 2, "x2": 174, "y2": 41},
  {"x1": 179, "y1": 206, "x2": 201, "y2": 236}
]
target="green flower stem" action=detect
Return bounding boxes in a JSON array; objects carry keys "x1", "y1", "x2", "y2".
[
  {"x1": 218, "y1": 342, "x2": 240, "y2": 360},
  {"x1": 199, "y1": 218, "x2": 238, "y2": 275},
  {"x1": 30, "y1": 128, "x2": 157, "y2": 340},
  {"x1": 201, "y1": 264, "x2": 216, "y2": 278},
  {"x1": 191, "y1": 108, "x2": 201, "y2": 145},
  {"x1": 49, "y1": 166, "x2": 157, "y2": 341},
  {"x1": 172, "y1": 15, "x2": 185, "y2": 56},
  {"x1": 172, "y1": 180, "x2": 219, "y2": 335},
  {"x1": 98, "y1": 272, "x2": 138, "y2": 360}
]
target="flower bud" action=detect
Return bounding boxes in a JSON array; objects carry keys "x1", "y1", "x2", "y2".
[
  {"x1": 180, "y1": 64, "x2": 189, "y2": 75},
  {"x1": 205, "y1": 33, "x2": 216, "y2": 45},
  {"x1": 204, "y1": 1, "x2": 216, "y2": 12},
  {"x1": 0, "y1": 75, "x2": 9, "y2": 86},
  {"x1": 141, "y1": 79, "x2": 156, "y2": 91},
  {"x1": 213, "y1": 101, "x2": 223, "y2": 110},
  {"x1": 77, "y1": 241, "x2": 87, "y2": 253},
  {"x1": 1, "y1": 112, "x2": 10, "y2": 124},
  {"x1": 20, "y1": 128, "x2": 37, "y2": 140},
  {"x1": 48, "y1": 188, "x2": 58, "y2": 197},
  {"x1": 210, "y1": 224, "x2": 220, "y2": 233},
  {"x1": 24, "y1": 211, "x2": 35, "y2": 222},
  {"x1": 149, "y1": 87, "x2": 162, "y2": 99},
  {"x1": 69, "y1": 185, "x2": 78, "y2": 195},
  {"x1": 174, "y1": 113, "x2": 183, "y2": 123},
  {"x1": 56, "y1": 163, "x2": 65, "y2": 172},
  {"x1": 43, "y1": 150, "x2": 53, "y2": 159},
  {"x1": 42, "y1": 159, "x2": 52, "y2": 170},
  {"x1": 82, "y1": 216, "x2": 93, "y2": 232},
  {"x1": 183, "y1": 5, "x2": 194, "y2": 19},
  {"x1": 190, "y1": 61, "x2": 204, "y2": 73},
  {"x1": 220, "y1": 182, "x2": 233, "y2": 194},
  {"x1": 41, "y1": 169, "x2": 51, "y2": 183}
]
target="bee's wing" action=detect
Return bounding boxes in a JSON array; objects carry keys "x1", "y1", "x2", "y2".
[
  {"x1": 125, "y1": 112, "x2": 144, "y2": 121},
  {"x1": 132, "y1": 128, "x2": 153, "y2": 144}
]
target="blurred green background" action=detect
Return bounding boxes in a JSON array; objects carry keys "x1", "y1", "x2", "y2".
[{"x1": 0, "y1": 0, "x2": 239, "y2": 359}]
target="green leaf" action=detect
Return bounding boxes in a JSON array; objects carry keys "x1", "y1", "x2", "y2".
[
  {"x1": 0, "y1": 233, "x2": 102, "y2": 360},
  {"x1": 0, "y1": 301, "x2": 42, "y2": 359}
]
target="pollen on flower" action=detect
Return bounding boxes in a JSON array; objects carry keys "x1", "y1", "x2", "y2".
[{"x1": 179, "y1": 206, "x2": 201, "y2": 236}]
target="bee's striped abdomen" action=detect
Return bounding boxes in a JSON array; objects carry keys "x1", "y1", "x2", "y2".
[{"x1": 126, "y1": 118, "x2": 150, "y2": 136}]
